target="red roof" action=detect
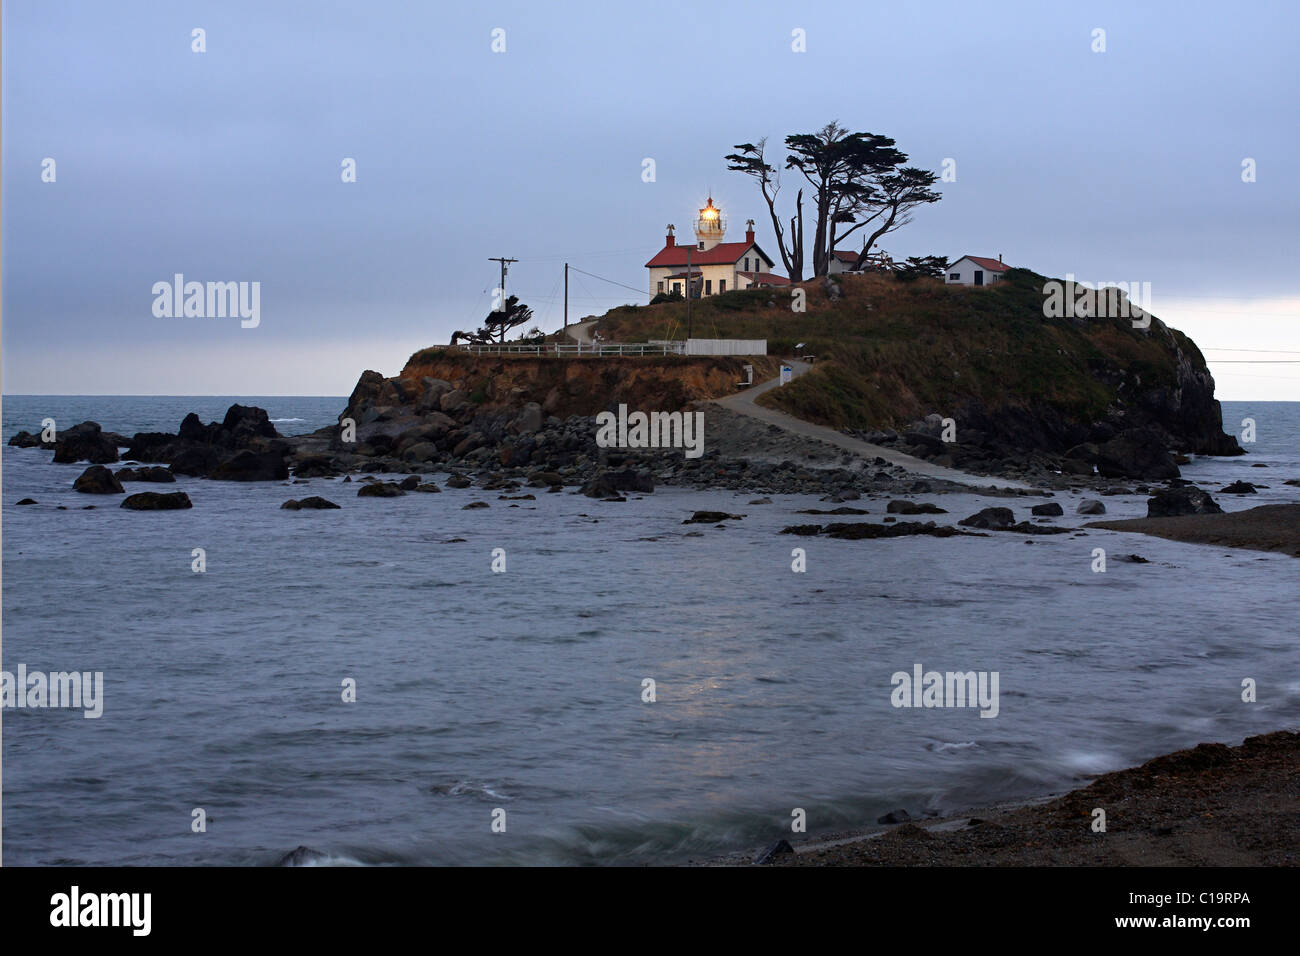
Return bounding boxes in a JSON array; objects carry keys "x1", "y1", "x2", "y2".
[
  {"x1": 646, "y1": 240, "x2": 773, "y2": 268},
  {"x1": 831, "y1": 249, "x2": 861, "y2": 263},
  {"x1": 738, "y1": 271, "x2": 790, "y2": 286},
  {"x1": 954, "y1": 255, "x2": 1010, "y2": 272}
]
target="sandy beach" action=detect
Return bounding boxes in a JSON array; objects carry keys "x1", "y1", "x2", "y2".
[{"x1": 1087, "y1": 503, "x2": 1300, "y2": 558}]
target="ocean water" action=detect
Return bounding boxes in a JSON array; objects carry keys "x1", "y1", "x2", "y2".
[{"x1": 2, "y1": 396, "x2": 1298, "y2": 866}]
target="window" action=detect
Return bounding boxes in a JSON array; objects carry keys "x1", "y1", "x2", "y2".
[
  {"x1": 949, "y1": 273, "x2": 960, "y2": 281},
  {"x1": 705, "y1": 279, "x2": 712, "y2": 295},
  {"x1": 657, "y1": 281, "x2": 664, "y2": 293},
  {"x1": 744, "y1": 257, "x2": 750, "y2": 271},
  {"x1": 719, "y1": 279, "x2": 726, "y2": 293},
  {"x1": 698, "y1": 241, "x2": 704, "y2": 250}
]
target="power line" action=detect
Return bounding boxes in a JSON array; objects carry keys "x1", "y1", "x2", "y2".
[{"x1": 566, "y1": 265, "x2": 649, "y2": 297}]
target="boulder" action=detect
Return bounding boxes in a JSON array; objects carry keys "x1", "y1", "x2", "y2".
[
  {"x1": 446, "y1": 474, "x2": 472, "y2": 489},
  {"x1": 958, "y1": 507, "x2": 1014, "y2": 529},
  {"x1": 281, "y1": 496, "x2": 341, "y2": 510},
  {"x1": 887, "y1": 500, "x2": 946, "y2": 515},
  {"x1": 683, "y1": 511, "x2": 743, "y2": 524},
  {"x1": 1076, "y1": 499, "x2": 1106, "y2": 515},
  {"x1": 169, "y1": 446, "x2": 223, "y2": 477},
  {"x1": 1219, "y1": 481, "x2": 1257, "y2": 494},
  {"x1": 512, "y1": 403, "x2": 544, "y2": 435},
  {"x1": 293, "y1": 455, "x2": 340, "y2": 479},
  {"x1": 121, "y1": 491, "x2": 193, "y2": 510},
  {"x1": 73, "y1": 465, "x2": 124, "y2": 494},
  {"x1": 16, "y1": 498, "x2": 37, "y2": 505},
  {"x1": 440, "y1": 389, "x2": 470, "y2": 413},
  {"x1": 398, "y1": 475, "x2": 420, "y2": 490},
  {"x1": 8, "y1": 430, "x2": 55, "y2": 449},
  {"x1": 210, "y1": 450, "x2": 289, "y2": 482},
  {"x1": 1030, "y1": 502, "x2": 1064, "y2": 516},
  {"x1": 1093, "y1": 428, "x2": 1180, "y2": 480},
  {"x1": 116, "y1": 466, "x2": 176, "y2": 483},
  {"x1": 53, "y1": 422, "x2": 120, "y2": 464},
  {"x1": 413, "y1": 483, "x2": 442, "y2": 493},
  {"x1": 1146, "y1": 487, "x2": 1223, "y2": 517},
  {"x1": 358, "y1": 482, "x2": 406, "y2": 498}
]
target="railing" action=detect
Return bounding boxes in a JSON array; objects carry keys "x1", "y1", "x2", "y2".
[{"x1": 455, "y1": 341, "x2": 686, "y2": 356}]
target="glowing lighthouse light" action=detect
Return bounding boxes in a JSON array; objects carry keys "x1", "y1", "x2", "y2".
[{"x1": 694, "y1": 197, "x2": 727, "y2": 250}]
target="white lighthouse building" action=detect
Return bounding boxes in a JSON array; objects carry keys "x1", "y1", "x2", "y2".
[{"x1": 645, "y1": 197, "x2": 789, "y2": 298}]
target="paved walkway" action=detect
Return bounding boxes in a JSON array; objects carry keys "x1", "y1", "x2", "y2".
[{"x1": 710, "y1": 360, "x2": 1035, "y2": 491}]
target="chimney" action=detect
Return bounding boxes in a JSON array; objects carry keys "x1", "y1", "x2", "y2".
[
  {"x1": 999, "y1": 253, "x2": 1003, "y2": 264},
  {"x1": 665, "y1": 224, "x2": 676, "y2": 248},
  {"x1": 745, "y1": 218, "x2": 755, "y2": 244}
]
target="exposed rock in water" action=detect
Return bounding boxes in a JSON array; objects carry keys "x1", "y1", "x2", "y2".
[
  {"x1": 54, "y1": 422, "x2": 121, "y2": 465},
  {"x1": 1220, "y1": 481, "x2": 1257, "y2": 494},
  {"x1": 1030, "y1": 502, "x2": 1064, "y2": 516},
  {"x1": 281, "y1": 496, "x2": 341, "y2": 510},
  {"x1": 684, "y1": 511, "x2": 744, "y2": 524},
  {"x1": 115, "y1": 466, "x2": 176, "y2": 483},
  {"x1": 357, "y1": 482, "x2": 406, "y2": 497},
  {"x1": 463, "y1": 501, "x2": 490, "y2": 509},
  {"x1": 210, "y1": 450, "x2": 290, "y2": 482},
  {"x1": 413, "y1": 483, "x2": 442, "y2": 493},
  {"x1": 797, "y1": 507, "x2": 870, "y2": 515},
  {"x1": 16, "y1": 498, "x2": 37, "y2": 505},
  {"x1": 446, "y1": 474, "x2": 472, "y2": 488},
  {"x1": 886, "y1": 499, "x2": 946, "y2": 515},
  {"x1": 1077, "y1": 499, "x2": 1106, "y2": 515},
  {"x1": 121, "y1": 491, "x2": 193, "y2": 510},
  {"x1": 1092, "y1": 427, "x2": 1181, "y2": 480},
  {"x1": 1147, "y1": 487, "x2": 1223, "y2": 517},
  {"x1": 958, "y1": 507, "x2": 1014, "y2": 529},
  {"x1": 73, "y1": 465, "x2": 124, "y2": 494}
]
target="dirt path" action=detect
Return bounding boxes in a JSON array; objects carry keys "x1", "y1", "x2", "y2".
[{"x1": 711, "y1": 360, "x2": 1034, "y2": 491}]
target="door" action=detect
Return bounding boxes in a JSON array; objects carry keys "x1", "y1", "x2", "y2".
[{"x1": 974, "y1": 270, "x2": 984, "y2": 286}]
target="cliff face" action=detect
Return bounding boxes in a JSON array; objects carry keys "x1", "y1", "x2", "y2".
[{"x1": 345, "y1": 351, "x2": 778, "y2": 422}]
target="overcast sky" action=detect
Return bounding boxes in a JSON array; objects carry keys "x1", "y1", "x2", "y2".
[{"x1": 3, "y1": 0, "x2": 1297, "y2": 398}]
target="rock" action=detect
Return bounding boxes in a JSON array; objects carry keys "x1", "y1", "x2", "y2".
[
  {"x1": 121, "y1": 491, "x2": 193, "y2": 510},
  {"x1": 73, "y1": 465, "x2": 124, "y2": 494},
  {"x1": 748, "y1": 497, "x2": 773, "y2": 505},
  {"x1": 16, "y1": 497, "x2": 37, "y2": 505},
  {"x1": 527, "y1": 471, "x2": 564, "y2": 488},
  {"x1": 115, "y1": 466, "x2": 176, "y2": 483},
  {"x1": 1094, "y1": 427, "x2": 1180, "y2": 480},
  {"x1": 684, "y1": 511, "x2": 743, "y2": 524},
  {"x1": 822, "y1": 521, "x2": 966, "y2": 539},
  {"x1": 209, "y1": 450, "x2": 289, "y2": 482},
  {"x1": 281, "y1": 496, "x2": 341, "y2": 510},
  {"x1": 398, "y1": 475, "x2": 420, "y2": 491},
  {"x1": 1076, "y1": 499, "x2": 1106, "y2": 515},
  {"x1": 414, "y1": 483, "x2": 442, "y2": 493},
  {"x1": 446, "y1": 474, "x2": 472, "y2": 489},
  {"x1": 779, "y1": 524, "x2": 823, "y2": 536},
  {"x1": 169, "y1": 445, "x2": 223, "y2": 477},
  {"x1": 1146, "y1": 486, "x2": 1223, "y2": 517},
  {"x1": 53, "y1": 422, "x2": 120, "y2": 464},
  {"x1": 1220, "y1": 481, "x2": 1257, "y2": 494},
  {"x1": 463, "y1": 501, "x2": 490, "y2": 509},
  {"x1": 403, "y1": 442, "x2": 439, "y2": 463},
  {"x1": 877, "y1": 809, "x2": 912, "y2": 825},
  {"x1": 512, "y1": 403, "x2": 544, "y2": 435},
  {"x1": 1030, "y1": 502, "x2": 1064, "y2": 516},
  {"x1": 958, "y1": 507, "x2": 1014, "y2": 529},
  {"x1": 887, "y1": 500, "x2": 946, "y2": 515},
  {"x1": 754, "y1": 840, "x2": 794, "y2": 865},
  {"x1": 1006, "y1": 522, "x2": 1070, "y2": 535},
  {"x1": 8, "y1": 430, "x2": 55, "y2": 449},
  {"x1": 293, "y1": 455, "x2": 340, "y2": 478},
  {"x1": 1122, "y1": 554, "x2": 1150, "y2": 563},
  {"x1": 357, "y1": 482, "x2": 406, "y2": 498},
  {"x1": 440, "y1": 389, "x2": 470, "y2": 413}
]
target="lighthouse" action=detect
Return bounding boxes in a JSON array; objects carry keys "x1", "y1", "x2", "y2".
[{"x1": 693, "y1": 197, "x2": 726, "y2": 251}]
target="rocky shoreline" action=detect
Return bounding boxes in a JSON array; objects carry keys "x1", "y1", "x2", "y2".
[
  {"x1": 12, "y1": 392, "x2": 1252, "y2": 506},
  {"x1": 702, "y1": 730, "x2": 1299, "y2": 866}
]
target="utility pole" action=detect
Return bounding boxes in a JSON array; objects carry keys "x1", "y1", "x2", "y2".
[
  {"x1": 563, "y1": 263, "x2": 568, "y2": 330},
  {"x1": 488, "y1": 256, "x2": 518, "y2": 312},
  {"x1": 685, "y1": 246, "x2": 693, "y2": 341}
]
